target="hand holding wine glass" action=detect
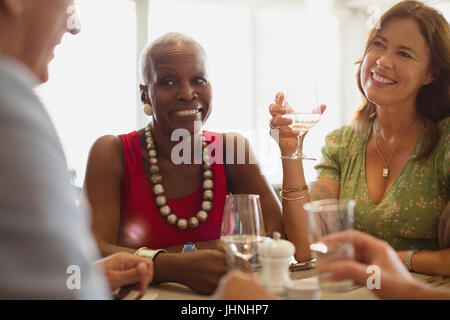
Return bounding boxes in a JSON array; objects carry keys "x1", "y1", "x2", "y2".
[{"x1": 269, "y1": 92, "x2": 326, "y2": 160}]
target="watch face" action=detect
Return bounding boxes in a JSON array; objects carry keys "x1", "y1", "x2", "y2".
[
  {"x1": 182, "y1": 241, "x2": 197, "y2": 253},
  {"x1": 182, "y1": 245, "x2": 196, "y2": 253}
]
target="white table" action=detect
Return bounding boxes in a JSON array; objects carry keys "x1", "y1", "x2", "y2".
[{"x1": 141, "y1": 268, "x2": 450, "y2": 300}]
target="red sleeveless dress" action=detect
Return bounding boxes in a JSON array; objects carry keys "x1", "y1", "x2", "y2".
[{"x1": 116, "y1": 130, "x2": 228, "y2": 249}]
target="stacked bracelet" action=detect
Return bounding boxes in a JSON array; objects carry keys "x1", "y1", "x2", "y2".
[
  {"x1": 281, "y1": 184, "x2": 310, "y2": 194},
  {"x1": 405, "y1": 249, "x2": 418, "y2": 271},
  {"x1": 279, "y1": 184, "x2": 310, "y2": 201}
]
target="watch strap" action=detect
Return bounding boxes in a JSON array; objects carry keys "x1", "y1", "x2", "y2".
[{"x1": 135, "y1": 247, "x2": 167, "y2": 261}]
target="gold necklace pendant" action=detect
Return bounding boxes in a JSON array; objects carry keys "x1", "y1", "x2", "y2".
[{"x1": 374, "y1": 117, "x2": 418, "y2": 180}]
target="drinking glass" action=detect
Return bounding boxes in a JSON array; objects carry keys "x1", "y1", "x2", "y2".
[
  {"x1": 280, "y1": 79, "x2": 322, "y2": 160},
  {"x1": 220, "y1": 194, "x2": 266, "y2": 271},
  {"x1": 303, "y1": 199, "x2": 356, "y2": 292}
]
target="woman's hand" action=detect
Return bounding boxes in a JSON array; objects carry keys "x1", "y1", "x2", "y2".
[
  {"x1": 173, "y1": 250, "x2": 229, "y2": 294},
  {"x1": 269, "y1": 93, "x2": 298, "y2": 156},
  {"x1": 269, "y1": 92, "x2": 326, "y2": 156}
]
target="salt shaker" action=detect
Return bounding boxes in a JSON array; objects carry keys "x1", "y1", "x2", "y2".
[{"x1": 257, "y1": 232, "x2": 295, "y2": 296}]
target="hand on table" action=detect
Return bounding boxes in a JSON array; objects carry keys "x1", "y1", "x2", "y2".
[
  {"x1": 211, "y1": 270, "x2": 277, "y2": 300},
  {"x1": 175, "y1": 250, "x2": 229, "y2": 294},
  {"x1": 96, "y1": 252, "x2": 153, "y2": 299}
]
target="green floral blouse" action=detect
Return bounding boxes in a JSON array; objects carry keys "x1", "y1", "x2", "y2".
[{"x1": 315, "y1": 117, "x2": 450, "y2": 250}]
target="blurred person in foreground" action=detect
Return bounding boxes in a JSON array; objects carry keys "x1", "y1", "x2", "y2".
[
  {"x1": 0, "y1": 0, "x2": 152, "y2": 299},
  {"x1": 213, "y1": 230, "x2": 450, "y2": 300},
  {"x1": 269, "y1": 0, "x2": 450, "y2": 275}
]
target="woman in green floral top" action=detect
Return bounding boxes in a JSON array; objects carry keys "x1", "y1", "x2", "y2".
[{"x1": 269, "y1": 1, "x2": 450, "y2": 276}]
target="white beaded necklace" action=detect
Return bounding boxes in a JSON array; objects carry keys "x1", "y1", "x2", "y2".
[{"x1": 145, "y1": 123, "x2": 214, "y2": 230}]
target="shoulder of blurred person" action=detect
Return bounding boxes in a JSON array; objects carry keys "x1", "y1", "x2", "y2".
[{"x1": 0, "y1": 56, "x2": 110, "y2": 299}]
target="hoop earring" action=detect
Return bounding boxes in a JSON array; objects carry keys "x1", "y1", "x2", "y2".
[{"x1": 143, "y1": 103, "x2": 153, "y2": 116}]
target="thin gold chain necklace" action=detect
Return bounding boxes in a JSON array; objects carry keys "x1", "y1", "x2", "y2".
[{"x1": 374, "y1": 116, "x2": 418, "y2": 178}]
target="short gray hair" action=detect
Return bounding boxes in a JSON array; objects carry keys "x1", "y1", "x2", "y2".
[{"x1": 139, "y1": 32, "x2": 206, "y2": 85}]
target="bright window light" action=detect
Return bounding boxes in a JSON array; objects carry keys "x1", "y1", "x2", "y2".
[
  {"x1": 148, "y1": 0, "x2": 254, "y2": 133},
  {"x1": 35, "y1": 0, "x2": 137, "y2": 187},
  {"x1": 147, "y1": 0, "x2": 341, "y2": 183},
  {"x1": 34, "y1": 0, "x2": 450, "y2": 188},
  {"x1": 435, "y1": 1, "x2": 450, "y2": 20}
]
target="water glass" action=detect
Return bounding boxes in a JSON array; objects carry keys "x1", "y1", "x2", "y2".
[{"x1": 303, "y1": 199, "x2": 355, "y2": 292}]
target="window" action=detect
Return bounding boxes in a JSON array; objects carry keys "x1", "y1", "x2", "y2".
[
  {"x1": 36, "y1": 0, "x2": 450, "y2": 187},
  {"x1": 435, "y1": 1, "x2": 450, "y2": 20},
  {"x1": 36, "y1": 0, "x2": 137, "y2": 187},
  {"x1": 146, "y1": 0, "x2": 344, "y2": 183}
]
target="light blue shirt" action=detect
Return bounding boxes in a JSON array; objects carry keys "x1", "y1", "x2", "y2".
[{"x1": 0, "y1": 55, "x2": 110, "y2": 299}]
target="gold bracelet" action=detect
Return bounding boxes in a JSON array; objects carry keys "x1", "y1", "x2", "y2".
[
  {"x1": 281, "y1": 184, "x2": 310, "y2": 193},
  {"x1": 279, "y1": 190, "x2": 310, "y2": 201}
]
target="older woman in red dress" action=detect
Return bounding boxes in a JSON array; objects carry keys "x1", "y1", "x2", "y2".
[{"x1": 84, "y1": 32, "x2": 284, "y2": 294}]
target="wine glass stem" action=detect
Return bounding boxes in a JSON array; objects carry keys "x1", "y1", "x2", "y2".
[{"x1": 296, "y1": 131, "x2": 307, "y2": 155}]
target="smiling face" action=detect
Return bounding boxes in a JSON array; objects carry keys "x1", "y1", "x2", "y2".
[
  {"x1": 144, "y1": 42, "x2": 212, "y2": 134},
  {"x1": 360, "y1": 17, "x2": 434, "y2": 109}
]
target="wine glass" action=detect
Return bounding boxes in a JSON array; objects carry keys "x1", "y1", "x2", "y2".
[
  {"x1": 280, "y1": 79, "x2": 322, "y2": 160},
  {"x1": 220, "y1": 194, "x2": 266, "y2": 271}
]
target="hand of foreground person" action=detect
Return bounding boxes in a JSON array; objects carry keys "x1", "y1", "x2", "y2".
[
  {"x1": 96, "y1": 252, "x2": 153, "y2": 299},
  {"x1": 321, "y1": 230, "x2": 450, "y2": 300}
]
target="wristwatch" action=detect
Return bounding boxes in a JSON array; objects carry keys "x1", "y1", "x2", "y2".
[
  {"x1": 181, "y1": 241, "x2": 197, "y2": 253},
  {"x1": 135, "y1": 247, "x2": 167, "y2": 261}
]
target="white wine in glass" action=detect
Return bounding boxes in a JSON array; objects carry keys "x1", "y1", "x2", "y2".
[
  {"x1": 281, "y1": 112, "x2": 321, "y2": 160},
  {"x1": 285, "y1": 112, "x2": 321, "y2": 132},
  {"x1": 279, "y1": 76, "x2": 322, "y2": 160},
  {"x1": 221, "y1": 234, "x2": 266, "y2": 262},
  {"x1": 220, "y1": 194, "x2": 266, "y2": 271}
]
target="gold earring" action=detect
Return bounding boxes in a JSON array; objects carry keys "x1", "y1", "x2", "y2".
[{"x1": 143, "y1": 104, "x2": 153, "y2": 116}]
